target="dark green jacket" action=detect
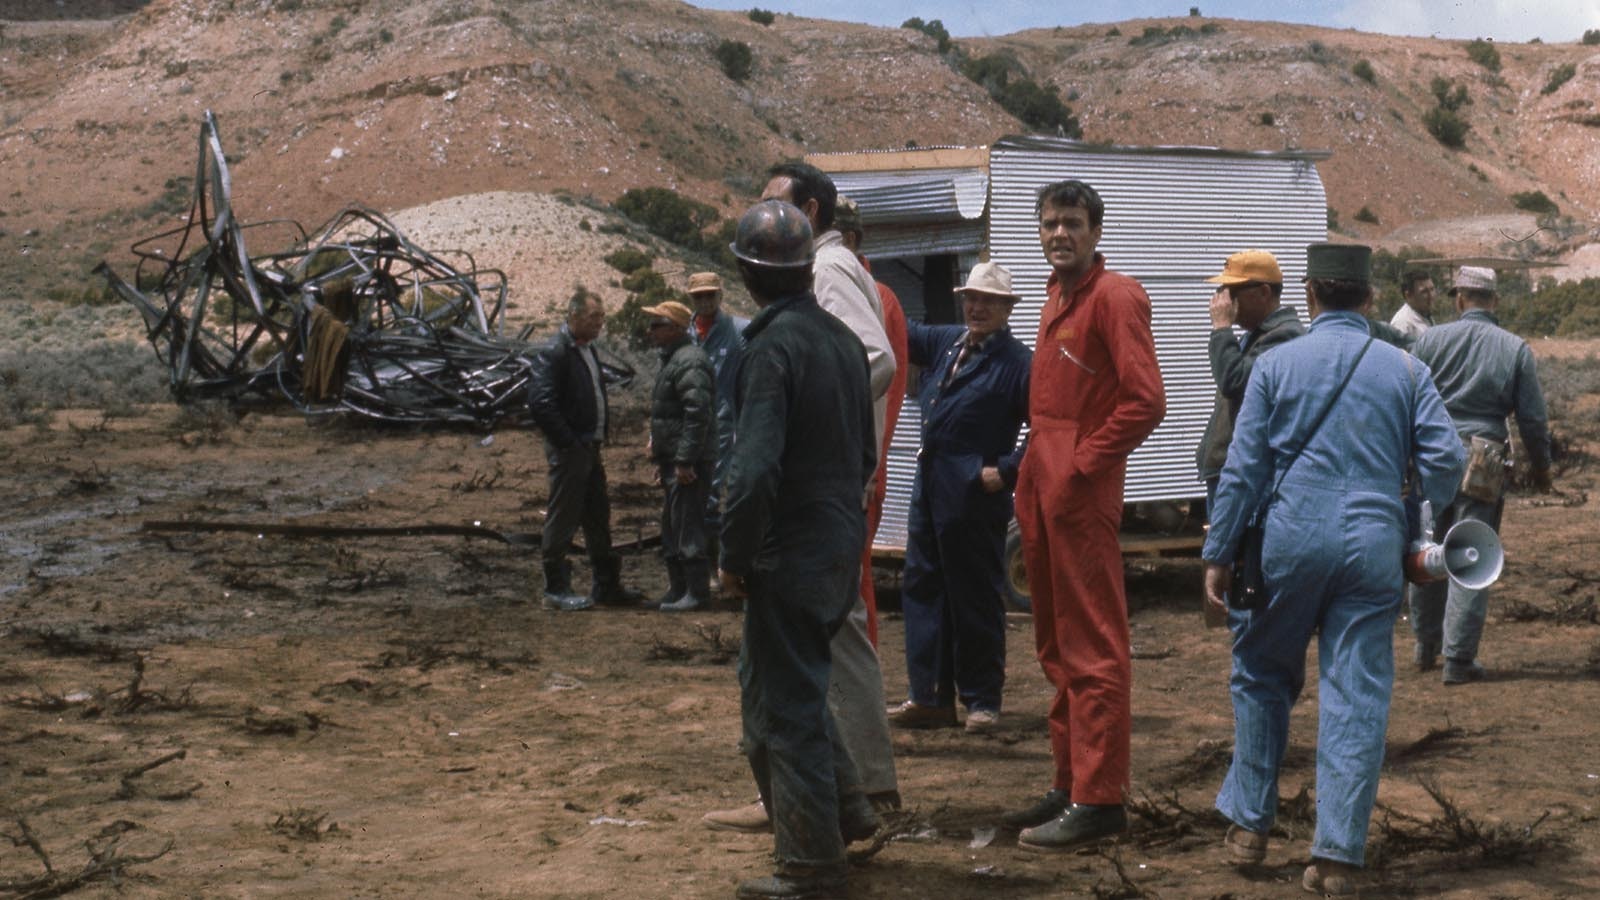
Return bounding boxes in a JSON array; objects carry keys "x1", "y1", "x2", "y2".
[
  {"x1": 720, "y1": 292, "x2": 875, "y2": 577},
  {"x1": 1196, "y1": 304, "x2": 1306, "y2": 480},
  {"x1": 650, "y1": 336, "x2": 716, "y2": 466}
]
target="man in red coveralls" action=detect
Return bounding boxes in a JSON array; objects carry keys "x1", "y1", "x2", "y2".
[
  {"x1": 1004, "y1": 180, "x2": 1166, "y2": 851},
  {"x1": 836, "y1": 195, "x2": 909, "y2": 647}
]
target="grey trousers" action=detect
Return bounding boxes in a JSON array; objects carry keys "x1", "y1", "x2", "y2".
[
  {"x1": 541, "y1": 440, "x2": 615, "y2": 572},
  {"x1": 1408, "y1": 492, "x2": 1504, "y2": 662},
  {"x1": 827, "y1": 586, "x2": 898, "y2": 797}
]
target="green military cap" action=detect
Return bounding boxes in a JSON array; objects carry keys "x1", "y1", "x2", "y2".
[{"x1": 1303, "y1": 242, "x2": 1372, "y2": 282}]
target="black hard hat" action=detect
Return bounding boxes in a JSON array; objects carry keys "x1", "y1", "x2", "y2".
[{"x1": 729, "y1": 199, "x2": 814, "y2": 269}]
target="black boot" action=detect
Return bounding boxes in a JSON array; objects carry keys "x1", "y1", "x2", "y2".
[
  {"x1": 654, "y1": 557, "x2": 687, "y2": 608},
  {"x1": 541, "y1": 560, "x2": 591, "y2": 611},
  {"x1": 589, "y1": 554, "x2": 642, "y2": 606},
  {"x1": 660, "y1": 558, "x2": 709, "y2": 612}
]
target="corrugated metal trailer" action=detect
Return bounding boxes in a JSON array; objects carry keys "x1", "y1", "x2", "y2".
[{"x1": 814, "y1": 137, "x2": 1329, "y2": 579}]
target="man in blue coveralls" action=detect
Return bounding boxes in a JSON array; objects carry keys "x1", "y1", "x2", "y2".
[
  {"x1": 887, "y1": 261, "x2": 1031, "y2": 735},
  {"x1": 1202, "y1": 243, "x2": 1464, "y2": 896}
]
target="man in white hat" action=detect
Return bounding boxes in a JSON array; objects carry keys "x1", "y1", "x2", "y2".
[
  {"x1": 888, "y1": 262, "x2": 1032, "y2": 736},
  {"x1": 1410, "y1": 266, "x2": 1553, "y2": 684}
]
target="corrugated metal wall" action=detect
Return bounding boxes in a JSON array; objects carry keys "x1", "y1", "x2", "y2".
[
  {"x1": 866, "y1": 138, "x2": 1327, "y2": 551},
  {"x1": 988, "y1": 137, "x2": 1327, "y2": 506}
]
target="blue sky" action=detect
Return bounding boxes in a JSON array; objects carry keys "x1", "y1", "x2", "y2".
[{"x1": 687, "y1": 1, "x2": 1600, "y2": 43}]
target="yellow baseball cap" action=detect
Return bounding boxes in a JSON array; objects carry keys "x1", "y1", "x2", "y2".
[{"x1": 1205, "y1": 249, "x2": 1283, "y2": 285}]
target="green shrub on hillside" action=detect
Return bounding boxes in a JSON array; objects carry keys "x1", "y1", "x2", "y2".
[
  {"x1": 604, "y1": 247, "x2": 654, "y2": 273},
  {"x1": 1511, "y1": 191, "x2": 1559, "y2": 216},
  {"x1": 1431, "y1": 77, "x2": 1471, "y2": 111},
  {"x1": 1585, "y1": 29, "x2": 1600, "y2": 45},
  {"x1": 901, "y1": 17, "x2": 953, "y2": 54},
  {"x1": 1465, "y1": 38, "x2": 1501, "y2": 72},
  {"x1": 1352, "y1": 59, "x2": 1376, "y2": 84},
  {"x1": 1541, "y1": 62, "x2": 1576, "y2": 95},
  {"x1": 1258, "y1": 111, "x2": 1275, "y2": 126},
  {"x1": 959, "y1": 52, "x2": 1081, "y2": 137},
  {"x1": 714, "y1": 39, "x2": 753, "y2": 82},
  {"x1": 1424, "y1": 107, "x2": 1470, "y2": 148},
  {"x1": 1500, "y1": 277, "x2": 1600, "y2": 337},
  {"x1": 747, "y1": 8, "x2": 775, "y2": 26},
  {"x1": 1354, "y1": 206, "x2": 1380, "y2": 224},
  {"x1": 615, "y1": 188, "x2": 720, "y2": 249},
  {"x1": 609, "y1": 266, "x2": 689, "y2": 352}
]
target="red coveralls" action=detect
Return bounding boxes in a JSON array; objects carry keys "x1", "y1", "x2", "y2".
[
  {"x1": 859, "y1": 265, "x2": 909, "y2": 648},
  {"x1": 1014, "y1": 255, "x2": 1165, "y2": 805}
]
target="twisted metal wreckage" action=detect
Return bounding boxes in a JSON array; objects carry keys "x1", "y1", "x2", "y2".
[{"x1": 98, "y1": 111, "x2": 632, "y2": 428}]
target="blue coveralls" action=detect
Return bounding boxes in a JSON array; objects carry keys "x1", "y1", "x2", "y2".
[
  {"x1": 693, "y1": 309, "x2": 749, "y2": 530},
  {"x1": 1202, "y1": 311, "x2": 1464, "y2": 865},
  {"x1": 900, "y1": 323, "x2": 1030, "y2": 714}
]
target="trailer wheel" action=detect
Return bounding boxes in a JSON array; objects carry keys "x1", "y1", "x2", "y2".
[{"x1": 1004, "y1": 522, "x2": 1030, "y2": 612}]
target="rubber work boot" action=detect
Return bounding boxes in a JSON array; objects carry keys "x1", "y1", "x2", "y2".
[
  {"x1": 653, "y1": 558, "x2": 687, "y2": 609},
  {"x1": 701, "y1": 799, "x2": 771, "y2": 834},
  {"x1": 999, "y1": 788, "x2": 1069, "y2": 829},
  {"x1": 660, "y1": 559, "x2": 710, "y2": 612},
  {"x1": 1017, "y1": 803, "x2": 1128, "y2": 852},
  {"x1": 589, "y1": 554, "x2": 642, "y2": 607},
  {"x1": 541, "y1": 560, "x2": 592, "y2": 611},
  {"x1": 736, "y1": 865, "x2": 847, "y2": 900}
]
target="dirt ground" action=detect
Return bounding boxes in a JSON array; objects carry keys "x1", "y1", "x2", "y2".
[{"x1": 3, "y1": 351, "x2": 1599, "y2": 898}]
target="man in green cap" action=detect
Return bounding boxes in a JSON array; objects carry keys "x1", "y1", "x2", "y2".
[{"x1": 1201, "y1": 242, "x2": 1464, "y2": 896}]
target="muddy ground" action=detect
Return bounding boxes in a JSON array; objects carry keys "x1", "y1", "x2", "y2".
[{"x1": 3, "y1": 348, "x2": 1599, "y2": 899}]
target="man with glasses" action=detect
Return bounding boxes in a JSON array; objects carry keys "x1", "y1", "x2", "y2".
[{"x1": 1196, "y1": 250, "x2": 1306, "y2": 516}]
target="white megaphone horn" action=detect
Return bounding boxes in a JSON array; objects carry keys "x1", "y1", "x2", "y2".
[{"x1": 1405, "y1": 517, "x2": 1504, "y2": 590}]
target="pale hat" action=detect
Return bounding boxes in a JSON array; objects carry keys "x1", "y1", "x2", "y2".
[
  {"x1": 954, "y1": 262, "x2": 1020, "y2": 302},
  {"x1": 641, "y1": 300, "x2": 692, "y2": 328},
  {"x1": 687, "y1": 272, "x2": 722, "y2": 294},
  {"x1": 1451, "y1": 266, "x2": 1497, "y2": 294}
]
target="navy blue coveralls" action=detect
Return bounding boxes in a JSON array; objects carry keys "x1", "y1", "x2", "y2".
[{"x1": 900, "y1": 322, "x2": 1031, "y2": 714}]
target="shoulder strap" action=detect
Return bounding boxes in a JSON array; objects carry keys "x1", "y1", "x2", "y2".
[{"x1": 1267, "y1": 336, "x2": 1375, "y2": 501}]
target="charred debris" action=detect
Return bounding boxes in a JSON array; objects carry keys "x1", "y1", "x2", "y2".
[{"x1": 98, "y1": 111, "x2": 631, "y2": 429}]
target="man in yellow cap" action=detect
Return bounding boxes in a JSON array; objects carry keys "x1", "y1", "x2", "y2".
[
  {"x1": 1197, "y1": 249, "x2": 1305, "y2": 516},
  {"x1": 642, "y1": 299, "x2": 717, "y2": 611}
]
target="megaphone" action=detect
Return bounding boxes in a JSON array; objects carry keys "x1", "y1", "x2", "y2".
[{"x1": 1405, "y1": 518, "x2": 1504, "y2": 590}]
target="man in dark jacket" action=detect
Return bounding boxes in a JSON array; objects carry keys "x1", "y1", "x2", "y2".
[
  {"x1": 687, "y1": 271, "x2": 748, "y2": 549},
  {"x1": 643, "y1": 299, "x2": 717, "y2": 612},
  {"x1": 888, "y1": 261, "x2": 1031, "y2": 736},
  {"x1": 1197, "y1": 249, "x2": 1306, "y2": 515},
  {"x1": 718, "y1": 199, "x2": 880, "y2": 900},
  {"x1": 527, "y1": 290, "x2": 629, "y2": 611}
]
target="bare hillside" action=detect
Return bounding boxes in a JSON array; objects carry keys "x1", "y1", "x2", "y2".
[{"x1": 2, "y1": 0, "x2": 1596, "y2": 311}]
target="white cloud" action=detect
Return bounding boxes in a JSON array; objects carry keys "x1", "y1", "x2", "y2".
[{"x1": 1331, "y1": 0, "x2": 1600, "y2": 42}]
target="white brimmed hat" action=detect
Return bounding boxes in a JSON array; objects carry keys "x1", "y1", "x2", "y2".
[
  {"x1": 955, "y1": 262, "x2": 1020, "y2": 301},
  {"x1": 1451, "y1": 266, "x2": 1497, "y2": 294}
]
